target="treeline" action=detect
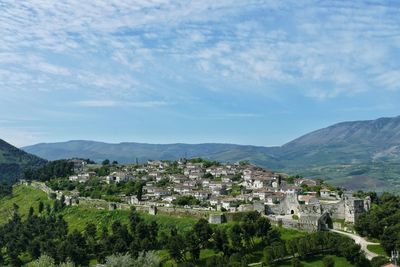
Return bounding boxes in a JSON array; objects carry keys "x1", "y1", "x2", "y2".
[
  {"x1": 355, "y1": 192, "x2": 400, "y2": 254},
  {"x1": 263, "y1": 231, "x2": 370, "y2": 267},
  {"x1": 0, "y1": 203, "x2": 158, "y2": 266},
  {"x1": 0, "y1": 203, "x2": 372, "y2": 267},
  {"x1": 165, "y1": 211, "x2": 278, "y2": 266},
  {"x1": 0, "y1": 202, "x2": 69, "y2": 266},
  {"x1": 0, "y1": 182, "x2": 12, "y2": 198},
  {"x1": 24, "y1": 160, "x2": 74, "y2": 182},
  {"x1": 46, "y1": 178, "x2": 145, "y2": 202}
]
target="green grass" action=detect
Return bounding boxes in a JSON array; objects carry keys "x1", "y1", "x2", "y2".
[
  {"x1": 0, "y1": 185, "x2": 52, "y2": 224},
  {"x1": 0, "y1": 185, "x2": 197, "y2": 233},
  {"x1": 278, "y1": 227, "x2": 307, "y2": 241},
  {"x1": 61, "y1": 205, "x2": 197, "y2": 233},
  {"x1": 1, "y1": 185, "x2": 310, "y2": 240},
  {"x1": 367, "y1": 244, "x2": 388, "y2": 257},
  {"x1": 278, "y1": 255, "x2": 355, "y2": 267}
]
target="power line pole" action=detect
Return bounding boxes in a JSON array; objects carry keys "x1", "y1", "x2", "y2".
[{"x1": 391, "y1": 249, "x2": 399, "y2": 266}]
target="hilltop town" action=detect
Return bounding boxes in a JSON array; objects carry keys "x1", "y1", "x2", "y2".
[{"x1": 29, "y1": 158, "x2": 371, "y2": 233}]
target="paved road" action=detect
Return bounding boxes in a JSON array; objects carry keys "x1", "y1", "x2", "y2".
[{"x1": 329, "y1": 229, "x2": 380, "y2": 260}]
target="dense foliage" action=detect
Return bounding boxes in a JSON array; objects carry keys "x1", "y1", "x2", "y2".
[
  {"x1": 46, "y1": 178, "x2": 145, "y2": 202},
  {"x1": 24, "y1": 160, "x2": 74, "y2": 182},
  {"x1": 0, "y1": 139, "x2": 46, "y2": 184},
  {"x1": 0, "y1": 199, "x2": 371, "y2": 267},
  {"x1": 0, "y1": 182, "x2": 12, "y2": 198},
  {"x1": 355, "y1": 192, "x2": 400, "y2": 254}
]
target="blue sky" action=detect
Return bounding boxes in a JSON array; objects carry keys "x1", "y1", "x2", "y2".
[{"x1": 1, "y1": 0, "x2": 400, "y2": 147}]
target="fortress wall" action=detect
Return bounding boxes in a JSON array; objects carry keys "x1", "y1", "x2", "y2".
[{"x1": 320, "y1": 202, "x2": 345, "y2": 220}]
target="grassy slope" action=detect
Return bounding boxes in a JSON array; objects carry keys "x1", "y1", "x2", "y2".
[
  {"x1": 0, "y1": 185, "x2": 52, "y2": 224},
  {"x1": 0, "y1": 185, "x2": 356, "y2": 266},
  {"x1": 278, "y1": 255, "x2": 355, "y2": 267},
  {"x1": 62, "y1": 206, "x2": 197, "y2": 233},
  {"x1": 367, "y1": 244, "x2": 388, "y2": 257}
]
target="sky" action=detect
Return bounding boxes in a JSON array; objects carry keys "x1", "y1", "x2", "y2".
[{"x1": 1, "y1": 0, "x2": 400, "y2": 147}]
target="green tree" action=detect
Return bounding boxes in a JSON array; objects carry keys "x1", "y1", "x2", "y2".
[
  {"x1": 323, "y1": 256, "x2": 335, "y2": 267},
  {"x1": 38, "y1": 201, "x2": 44, "y2": 214},
  {"x1": 229, "y1": 224, "x2": 243, "y2": 252},
  {"x1": 193, "y1": 218, "x2": 213, "y2": 248},
  {"x1": 25, "y1": 255, "x2": 56, "y2": 267},
  {"x1": 167, "y1": 234, "x2": 186, "y2": 263},
  {"x1": 291, "y1": 257, "x2": 303, "y2": 267}
]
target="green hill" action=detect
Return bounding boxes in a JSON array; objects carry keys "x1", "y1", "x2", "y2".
[
  {"x1": 0, "y1": 139, "x2": 46, "y2": 183},
  {"x1": 22, "y1": 116, "x2": 400, "y2": 192}
]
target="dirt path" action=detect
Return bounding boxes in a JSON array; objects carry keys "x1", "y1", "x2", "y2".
[{"x1": 329, "y1": 229, "x2": 380, "y2": 260}]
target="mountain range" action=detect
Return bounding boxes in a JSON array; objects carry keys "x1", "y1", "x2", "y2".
[{"x1": 15, "y1": 115, "x2": 400, "y2": 192}]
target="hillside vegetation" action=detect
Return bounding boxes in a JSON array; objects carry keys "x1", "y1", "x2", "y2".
[
  {"x1": 0, "y1": 185, "x2": 367, "y2": 267},
  {"x1": 0, "y1": 139, "x2": 45, "y2": 184}
]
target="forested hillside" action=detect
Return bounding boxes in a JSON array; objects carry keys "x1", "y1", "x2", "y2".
[{"x1": 0, "y1": 139, "x2": 45, "y2": 183}]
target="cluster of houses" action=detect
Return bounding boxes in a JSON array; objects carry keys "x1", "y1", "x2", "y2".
[{"x1": 68, "y1": 159, "x2": 343, "y2": 214}]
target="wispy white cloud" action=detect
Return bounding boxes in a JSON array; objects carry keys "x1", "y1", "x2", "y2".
[
  {"x1": 73, "y1": 100, "x2": 168, "y2": 108},
  {"x1": 0, "y1": 0, "x2": 399, "y2": 102},
  {"x1": 0, "y1": 127, "x2": 47, "y2": 147}
]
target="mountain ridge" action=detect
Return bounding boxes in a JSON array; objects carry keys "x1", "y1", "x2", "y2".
[
  {"x1": 0, "y1": 139, "x2": 46, "y2": 183},
  {"x1": 20, "y1": 115, "x2": 400, "y2": 192}
]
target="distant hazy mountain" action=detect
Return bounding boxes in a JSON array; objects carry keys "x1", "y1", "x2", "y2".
[
  {"x1": 277, "y1": 116, "x2": 400, "y2": 165},
  {"x1": 0, "y1": 139, "x2": 46, "y2": 183},
  {"x1": 22, "y1": 116, "x2": 400, "y2": 192},
  {"x1": 22, "y1": 140, "x2": 281, "y2": 168}
]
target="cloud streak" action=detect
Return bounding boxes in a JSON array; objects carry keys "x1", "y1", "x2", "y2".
[{"x1": 0, "y1": 0, "x2": 399, "y2": 101}]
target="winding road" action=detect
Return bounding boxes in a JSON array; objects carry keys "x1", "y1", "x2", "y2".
[{"x1": 329, "y1": 229, "x2": 380, "y2": 260}]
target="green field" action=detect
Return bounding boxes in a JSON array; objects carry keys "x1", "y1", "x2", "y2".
[
  {"x1": 0, "y1": 185, "x2": 52, "y2": 224},
  {"x1": 62, "y1": 205, "x2": 197, "y2": 233},
  {"x1": 367, "y1": 244, "x2": 388, "y2": 257},
  {"x1": 278, "y1": 255, "x2": 355, "y2": 267}
]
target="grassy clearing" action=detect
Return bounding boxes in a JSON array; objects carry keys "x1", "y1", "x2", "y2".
[
  {"x1": 61, "y1": 205, "x2": 198, "y2": 233},
  {"x1": 367, "y1": 244, "x2": 388, "y2": 257},
  {"x1": 278, "y1": 227, "x2": 307, "y2": 241},
  {"x1": 0, "y1": 185, "x2": 52, "y2": 224},
  {"x1": 278, "y1": 255, "x2": 355, "y2": 267}
]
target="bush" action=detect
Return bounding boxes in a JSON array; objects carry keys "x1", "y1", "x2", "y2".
[
  {"x1": 105, "y1": 252, "x2": 160, "y2": 267},
  {"x1": 323, "y1": 256, "x2": 335, "y2": 267},
  {"x1": 370, "y1": 256, "x2": 389, "y2": 267}
]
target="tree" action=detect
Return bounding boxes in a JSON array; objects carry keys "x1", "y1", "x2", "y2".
[
  {"x1": 167, "y1": 234, "x2": 186, "y2": 263},
  {"x1": 323, "y1": 256, "x2": 335, "y2": 267},
  {"x1": 136, "y1": 183, "x2": 143, "y2": 201},
  {"x1": 186, "y1": 231, "x2": 201, "y2": 261},
  {"x1": 213, "y1": 228, "x2": 229, "y2": 255},
  {"x1": 291, "y1": 257, "x2": 303, "y2": 267},
  {"x1": 61, "y1": 230, "x2": 89, "y2": 266},
  {"x1": 28, "y1": 206, "x2": 34, "y2": 218},
  {"x1": 205, "y1": 255, "x2": 226, "y2": 267},
  {"x1": 105, "y1": 253, "x2": 133, "y2": 267},
  {"x1": 85, "y1": 223, "x2": 97, "y2": 240},
  {"x1": 38, "y1": 201, "x2": 44, "y2": 214},
  {"x1": 370, "y1": 256, "x2": 389, "y2": 267},
  {"x1": 25, "y1": 255, "x2": 56, "y2": 267},
  {"x1": 256, "y1": 217, "x2": 272, "y2": 244},
  {"x1": 128, "y1": 207, "x2": 142, "y2": 233},
  {"x1": 229, "y1": 224, "x2": 243, "y2": 252},
  {"x1": 193, "y1": 218, "x2": 213, "y2": 248},
  {"x1": 102, "y1": 159, "x2": 110, "y2": 166},
  {"x1": 263, "y1": 246, "x2": 275, "y2": 266}
]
